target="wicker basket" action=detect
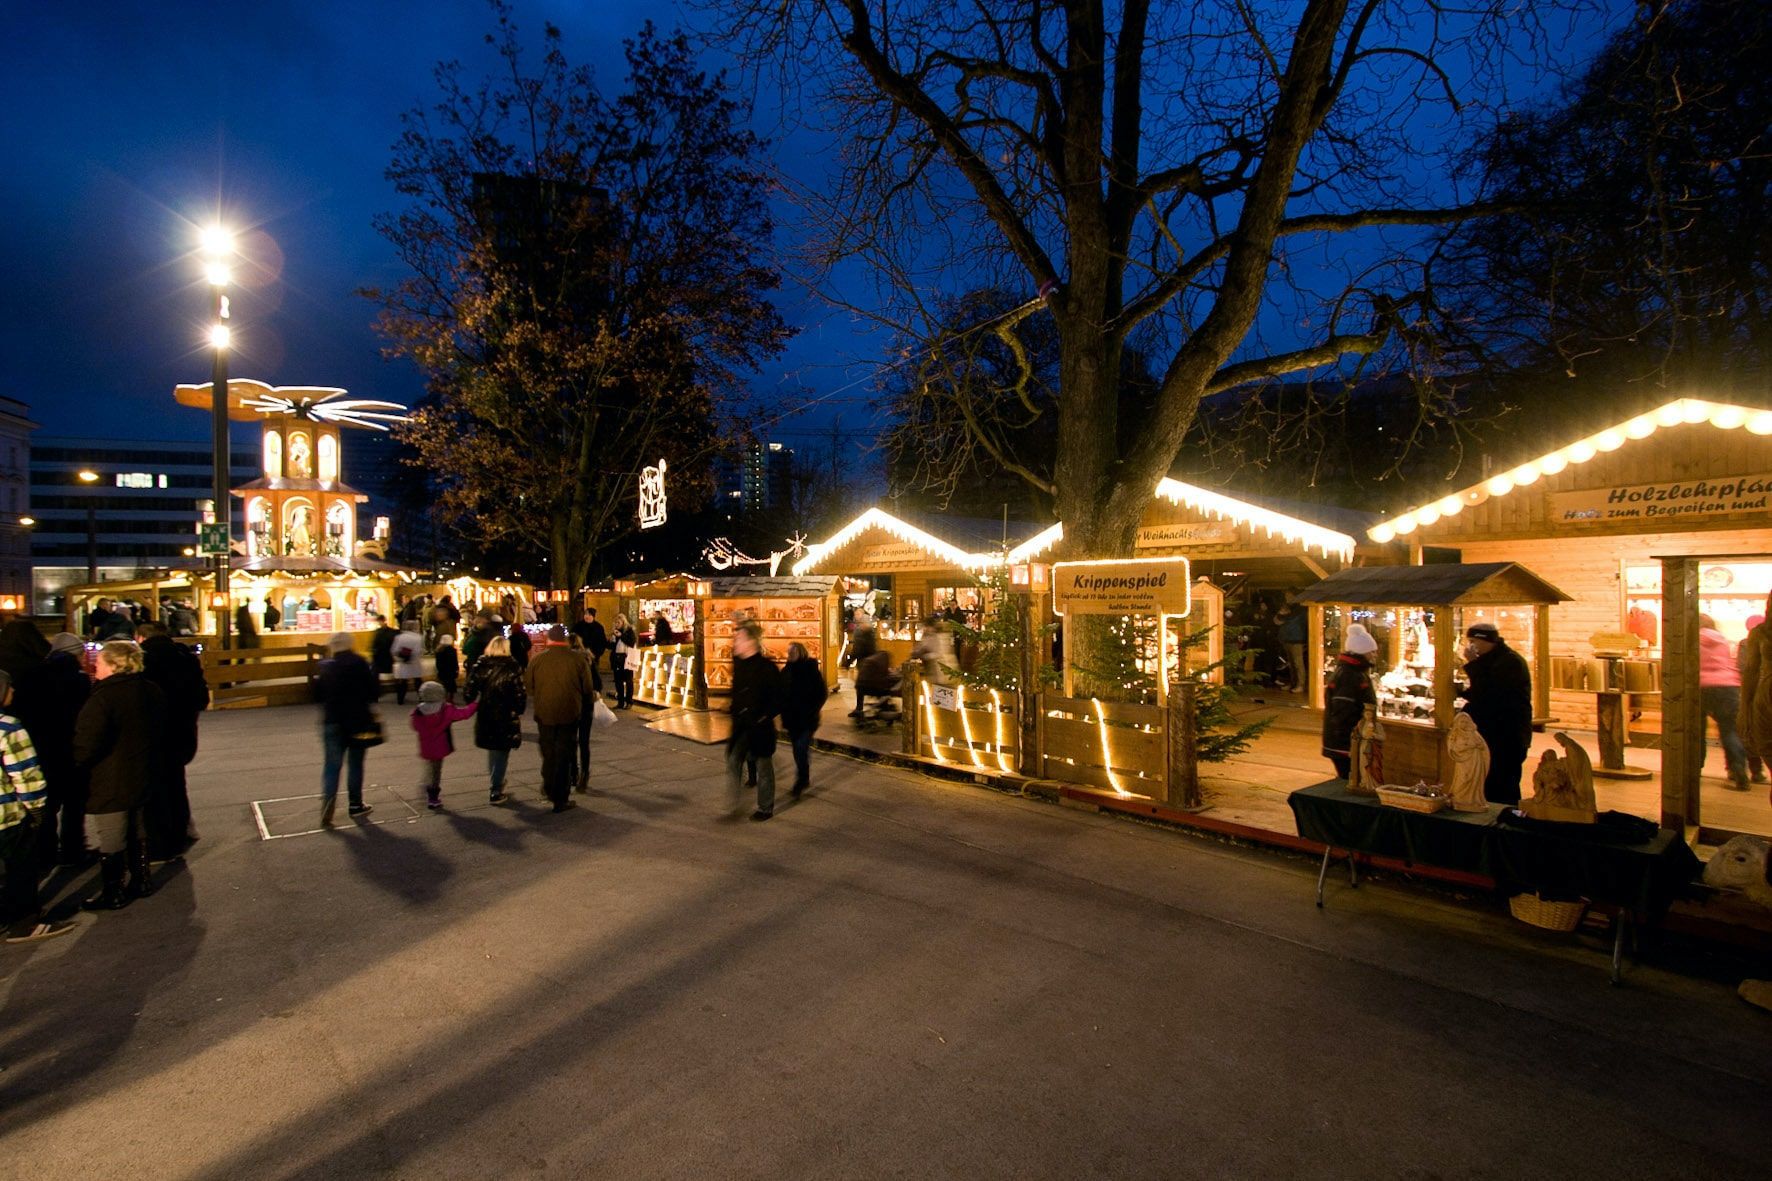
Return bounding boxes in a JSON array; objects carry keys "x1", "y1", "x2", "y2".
[{"x1": 1509, "y1": 893, "x2": 1587, "y2": 931}]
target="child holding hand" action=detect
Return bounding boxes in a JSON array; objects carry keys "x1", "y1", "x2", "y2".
[{"x1": 411, "y1": 680, "x2": 476, "y2": 810}]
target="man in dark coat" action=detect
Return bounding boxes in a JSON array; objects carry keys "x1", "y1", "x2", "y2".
[
  {"x1": 35, "y1": 633, "x2": 92, "y2": 866},
  {"x1": 370, "y1": 613, "x2": 399, "y2": 688},
  {"x1": 1459, "y1": 621, "x2": 1534, "y2": 805},
  {"x1": 573, "y1": 609, "x2": 608, "y2": 693},
  {"x1": 524, "y1": 626, "x2": 593, "y2": 812},
  {"x1": 74, "y1": 641, "x2": 168, "y2": 909},
  {"x1": 727, "y1": 622, "x2": 782, "y2": 821},
  {"x1": 137, "y1": 622, "x2": 210, "y2": 859}
]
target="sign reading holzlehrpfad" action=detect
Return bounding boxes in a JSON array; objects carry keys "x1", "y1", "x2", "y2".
[
  {"x1": 1051, "y1": 559, "x2": 1192, "y2": 616},
  {"x1": 1548, "y1": 473, "x2": 1772, "y2": 525}
]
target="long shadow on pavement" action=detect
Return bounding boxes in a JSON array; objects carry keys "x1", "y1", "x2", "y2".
[
  {"x1": 337, "y1": 820, "x2": 455, "y2": 906},
  {"x1": 0, "y1": 867, "x2": 205, "y2": 1111}
]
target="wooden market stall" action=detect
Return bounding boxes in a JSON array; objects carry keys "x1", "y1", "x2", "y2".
[
  {"x1": 1291, "y1": 563, "x2": 1571, "y2": 786},
  {"x1": 609, "y1": 573, "x2": 701, "y2": 708},
  {"x1": 1364, "y1": 397, "x2": 1772, "y2": 740},
  {"x1": 701, "y1": 576, "x2": 842, "y2": 699},
  {"x1": 1006, "y1": 477, "x2": 1367, "y2": 687},
  {"x1": 793, "y1": 507, "x2": 1043, "y2": 665}
]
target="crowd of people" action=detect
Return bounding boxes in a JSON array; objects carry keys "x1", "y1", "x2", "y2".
[{"x1": 0, "y1": 620, "x2": 207, "y2": 943}]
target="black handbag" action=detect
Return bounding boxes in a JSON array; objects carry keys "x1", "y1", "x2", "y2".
[{"x1": 350, "y1": 710, "x2": 386, "y2": 749}]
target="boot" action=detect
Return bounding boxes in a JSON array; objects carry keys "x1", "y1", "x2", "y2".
[
  {"x1": 575, "y1": 770, "x2": 589, "y2": 794},
  {"x1": 81, "y1": 854, "x2": 129, "y2": 911},
  {"x1": 127, "y1": 841, "x2": 156, "y2": 899}
]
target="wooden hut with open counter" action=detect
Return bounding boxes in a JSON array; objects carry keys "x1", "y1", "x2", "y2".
[{"x1": 1291, "y1": 563, "x2": 1570, "y2": 787}]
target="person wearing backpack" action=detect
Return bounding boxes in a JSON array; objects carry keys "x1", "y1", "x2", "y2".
[{"x1": 781, "y1": 642, "x2": 828, "y2": 798}]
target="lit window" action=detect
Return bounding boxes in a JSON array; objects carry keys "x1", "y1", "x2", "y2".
[
  {"x1": 115, "y1": 472, "x2": 153, "y2": 489},
  {"x1": 158, "y1": 474, "x2": 168, "y2": 488}
]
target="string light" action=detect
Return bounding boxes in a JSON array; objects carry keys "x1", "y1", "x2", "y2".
[
  {"x1": 1152, "y1": 479, "x2": 1356, "y2": 560},
  {"x1": 794, "y1": 507, "x2": 998, "y2": 576},
  {"x1": 1365, "y1": 396, "x2": 1771, "y2": 542}
]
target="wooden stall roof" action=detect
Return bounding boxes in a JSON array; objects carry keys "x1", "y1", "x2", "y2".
[
  {"x1": 1290, "y1": 562, "x2": 1571, "y2": 607},
  {"x1": 1368, "y1": 397, "x2": 1772, "y2": 545},
  {"x1": 709, "y1": 576, "x2": 838, "y2": 598},
  {"x1": 794, "y1": 507, "x2": 1048, "y2": 575}
]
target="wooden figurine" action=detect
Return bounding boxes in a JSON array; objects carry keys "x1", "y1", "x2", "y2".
[
  {"x1": 1521, "y1": 732, "x2": 1599, "y2": 823},
  {"x1": 1446, "y1": 712, "x2": 1490, "y2": 812},
  {"x1": 1347, "y1": 705, "x2": 1382, "y2": 795}
]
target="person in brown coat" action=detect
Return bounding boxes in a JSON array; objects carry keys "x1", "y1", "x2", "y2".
[
  {"x1": 524, "y1": 625, "x2": 593, "y2": 813},
  {"x1": 1736, "y1": 598, "x2": 1772, "y2": 807}
]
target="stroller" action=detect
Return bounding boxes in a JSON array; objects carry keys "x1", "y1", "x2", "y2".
[{"x1": 851, "y1": 651, "x2": 903, "y2": 729}]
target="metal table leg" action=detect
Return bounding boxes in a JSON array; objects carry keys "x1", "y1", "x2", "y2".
[
  {"x1": 1610, "y1": 910, "x2": 1631, "y2": 986},
  {"x1": 1347, "y1": 854, "x2": 1359, "y2": 890},
  {"x1": 1316, "y1": 847, "x2": 1333, "y2": 908}
]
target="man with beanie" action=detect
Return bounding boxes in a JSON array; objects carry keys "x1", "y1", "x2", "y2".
[
  {"x1": 0, "y1": 668, "x2": 73, "y2": 942},
  {"x1": 1459, "y1": 621, "x2": 1534, "y2": 805},
  {"x1": 1321, "y1": 622, "x2": 1378, "y2": 780},
  {"x1": 525, "y1": 625, "x2": 593, "y2": 812}
]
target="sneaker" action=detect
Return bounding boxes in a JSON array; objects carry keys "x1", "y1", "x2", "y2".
[
  {"x1": 427, "y1": 799, "x2": 444, "y2": 811},
  {"x1": 489, "y1": 791, "x2": 510, "y2": 805},
  {"x1": 750, "y1": 810, "x2": 773, "y2": 822},
  {"x1": 348, "y1": 804, "x2": 374, "y2": 818},
  {"x1": 5, "y1": 919, "x2": 76, "y2": 944}
]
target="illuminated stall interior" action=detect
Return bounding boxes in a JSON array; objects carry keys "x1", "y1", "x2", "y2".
[
  {"x1": 701, "y1": 576, "x2": 842, "y2": 697},
  {"x1": 1291, "y1": 563, "x2": 1571, "y2": 785},
  {"x1": 1366, "y1": 397, "x2": 1772, "y2": 733},
  {"x1": 611, "y1": 574, "x2": 700, "y2": 707}
]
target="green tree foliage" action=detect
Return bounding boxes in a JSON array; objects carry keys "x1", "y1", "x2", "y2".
[{"x1": 366, "y1": 8, "x2": 789, "y2": 589}]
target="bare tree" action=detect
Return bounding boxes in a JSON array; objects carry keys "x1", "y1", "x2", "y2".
[{"x1": 705, "y1": 0, "x2": 1587, "y2": 554}]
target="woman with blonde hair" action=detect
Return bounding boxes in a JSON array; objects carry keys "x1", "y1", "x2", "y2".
[
  {"x1": 610, "y1": 613, "x2": 638, "y2": 709},
  {"x1": 465, "y1": 633, "x2": 525, "y2": 805},
  {"x1": 73, "y1": 641, "x2": 167, "y2": 909}
]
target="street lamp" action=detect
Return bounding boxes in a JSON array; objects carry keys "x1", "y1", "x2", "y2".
[
  {"x1": 200, "y1": 224, "x2": 234, "y2": 649},
  {"x1": 76, "y1": 468, "x2": 101, "y2": 583}
]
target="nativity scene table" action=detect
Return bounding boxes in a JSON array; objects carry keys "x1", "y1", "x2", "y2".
[{"x1": 1287, "y1": 781, "x2": 1701, "y2": 983}]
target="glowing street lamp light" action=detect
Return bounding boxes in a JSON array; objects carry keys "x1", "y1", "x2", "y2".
[{"x1": 77, "y1": 469, "x2": 99, "y2": 483}]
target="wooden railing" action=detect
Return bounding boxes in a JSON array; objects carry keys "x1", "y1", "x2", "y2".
[
  {"x1": 201, "y1": 643, "x2": 328, "y2": 708},
  {"x1": 901, "y1": 671, "x2": 1201, "y2": 809}
]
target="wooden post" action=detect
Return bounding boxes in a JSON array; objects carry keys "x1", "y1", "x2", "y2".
[
  {"x1": 1017, "y1": 588, "x2": 1039, "y2": 775},
  {"x1": 1660, "y1": 557, "x2": 1703, "y2": 832},
  {"x1": 1307, "y1": 606, "x2": 1326, "y2": 711},
  {"x1": 689, "y1": 610, "x2": 709, "y2": 711},
  {"x1": 1166, "y1": 678, "x2": 1201, "y2": 809},
  {"x1": 1533, "y1": 603, "x2": 1552, "y2": 722},
  {"x1": 1034, "y1": 688, "x2": 1047, "y2": 779},
  {"x1": 900, "y1": 661, "x2": 922, "y2": 756},
  {"x1": 1432, "y1": 606, "x2": 1458, "y2": 784}
]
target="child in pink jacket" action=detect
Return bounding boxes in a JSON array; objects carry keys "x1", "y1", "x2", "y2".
[{"x1": 411, "y1": 680, "x2": 476, "y2": 810}]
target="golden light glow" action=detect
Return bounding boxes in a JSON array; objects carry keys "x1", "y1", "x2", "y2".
[
  {"x1": 1154, "y1": 478, "x2": 1355, "y2": 560},
  {"x1": 1088, "y1": 698, "x2": 1131, "y2": 797},
  {"x1": 1005, "y1": 522, "x2": 1065, "y2": 564},
  {"x1": 1365, "y1": 397, "x2": 1772, "y2": 541},
  {"x1": 209, "y1": 324, "x2": 231, "y2": 349},
  {"x1": 204, "y1": 262, "x2": 232, "y2": 287},
  {"x1": 793, "y1": 507, "x2": 997, "y2": 576},
  {"x1": 17, "y1": 516, "x2": 34, "y2": 526},
  {"x1": 77, "y1": 469, "x2": 99, "y2": 483}
]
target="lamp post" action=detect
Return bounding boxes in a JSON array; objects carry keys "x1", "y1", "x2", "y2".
[
  {"x1": 201, "y1": 226, "x2": 234, "y2": 649},
  {"x1": 77, "y1": 468, "x2": 100, "y2": 583}
]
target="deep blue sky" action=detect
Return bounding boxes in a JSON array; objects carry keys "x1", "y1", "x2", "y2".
[
  {"x1": 1, "y1": 2, "x2": 1613, "y2": 460},
  {"x1": 0, "y1": 0, "x2": 884, "y2": 449}
]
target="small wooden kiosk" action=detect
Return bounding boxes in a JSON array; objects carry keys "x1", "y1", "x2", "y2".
[
  {"x1": 1291, "y1": 564, "x2": 1570, "y2": 785},
  {"x1": 701, "y1": 576, "x2": 843, "y2": 698}
]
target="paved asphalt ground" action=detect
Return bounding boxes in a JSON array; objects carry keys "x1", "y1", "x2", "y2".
[{"x1": 1, "y1": 704, "x2": 1768, "y2": 1180}]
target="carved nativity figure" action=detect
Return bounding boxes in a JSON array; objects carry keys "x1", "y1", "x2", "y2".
[
  {"x1": 1347, "y1": 705, "x2": 1382, "y2": 796},
  {"x1": 1522, "y1": 733, "x2": 1598, "y2": 824},
  {"x1": 1446, "y1": 712, "x2": 1490, "y2": 812}
]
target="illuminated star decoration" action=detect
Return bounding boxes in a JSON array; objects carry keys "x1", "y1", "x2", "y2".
[{"x1": 237, "y1": 390, "x2": 411, "y2": 432}]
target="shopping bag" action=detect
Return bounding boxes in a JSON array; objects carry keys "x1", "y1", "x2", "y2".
[{"x1": 593, "y1": 697, "x2": 618, "y2": 726}]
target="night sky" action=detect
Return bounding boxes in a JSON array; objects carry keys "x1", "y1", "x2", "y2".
[
  {"x1": 2, "y1": 2, "x2": 1614, "y2": 458},
  {"x1": 0, "y1": 0, "x2": 883, "y2": 452}
]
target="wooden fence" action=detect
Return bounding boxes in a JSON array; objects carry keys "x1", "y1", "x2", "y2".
[
  {"x1": 202, "y1": 643, "x2": 328, "y2": 708},
  {"x1": 901, "y1": 673, "x2": 1201, "y2": 809}
]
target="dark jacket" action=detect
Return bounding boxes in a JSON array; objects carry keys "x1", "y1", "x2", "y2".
[
  {"x1": 34, "y1": 651, "x2": 91, "y2": 789},
  {"x1": 467, "y1": 655, "x2": 526, "y2": 751},
  {"x1": 234, "y1": 605, "x2": 260, "y2": 647},
  {"x1": 314, "y1": 649, "x2": 380, "y2": 732},
  {"x1": 434, "y1": 643, "x2": 460, "y2": 687},
  {"x1": 141, "y1": 634, "x2": 210, "y2": 766},
  {"x1": 587, "y1": 620, "x2": 607, "y2": 656},
  {"x1": 0, "y1": 620, "x2": 51, "y2": 764},
  {"x1": 73, "y1": 672, "x2": 167, "y2": 814},
  {"x1": 611, "y1": 626, "x2": 637, "y2": 666},
  {"x1": 849, "y1": 627, "x2": 878, "y2": 666},
  {"x1": 371, "y1": 624, "x2": 399, "y2": 674},
  {"x1": 654, "y1": 618, "x2": 676, "y2": 645},
  {"x1": 1460, "y1": 642, "x2": 1533, "y2": 752},
  {"x1": 781, "y1": 658, "x2": 828, "y2": 735},
  {"x1": 508, "y1": 627, "x2": 532, "y2": 669},
  {"x1": 729, "y1": 652, "x2": 782, "y2": 752},
  {"x1": 1321, "y1": 653, "x2": 1375, "y2": 758},
  {"x1": 460, "y1": 623, "x2": 494, "y2": 671},
  {"x1": 525, "y1": 644, "x2": 593, "y2": 725}
]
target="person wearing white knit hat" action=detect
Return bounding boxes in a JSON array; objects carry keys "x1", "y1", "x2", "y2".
[{"x1": 1322, "y1": 623, "x2": 1379, "y2": 779}]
